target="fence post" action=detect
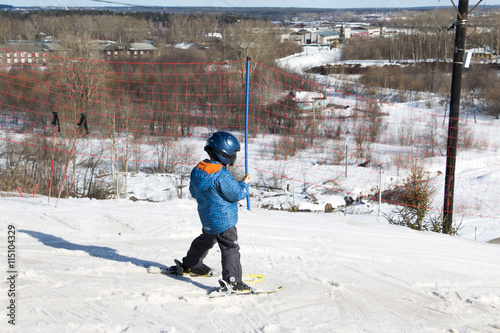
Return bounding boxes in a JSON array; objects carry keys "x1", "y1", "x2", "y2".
[
  {"x1": 48, "y1": 111, "x2": 60, "y2": 205},
  {"x1": 378, "y1": 165, "x2": 382, "y2": 216},
  {"x1": 16, "y1": 186, "x2": 24, "y2": 198},
  {"x1": 245, "y1": 57, "x2": 251, "y2": 211},
  {"x1": 55, "y1": 113, "x2": 88, "y2": 207},
  {"x1": 345, "y1": 136, "x2": 350, "y2": 178}
]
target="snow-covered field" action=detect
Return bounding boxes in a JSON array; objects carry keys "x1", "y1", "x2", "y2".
[
  {"x1": 1, "y1": 46, "x2": 500, "y2": 333},
  {"x1": 2, "y1": 195, "x2": 500, "y2": 333}
]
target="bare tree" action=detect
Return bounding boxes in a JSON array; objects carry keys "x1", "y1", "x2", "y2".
[{"x1": 224, "y1": 19, "x2": 279, "y2": 66}]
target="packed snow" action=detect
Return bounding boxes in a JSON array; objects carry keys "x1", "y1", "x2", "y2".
[
  {"x1": 2, "y1": 195, "x2": 500, "y2": 332},
  {"x1": 2, "y1": 46, "x2": 500, "y2": 333}
]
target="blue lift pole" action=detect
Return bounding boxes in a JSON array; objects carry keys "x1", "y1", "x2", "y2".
[{"x1": 245, "y1": 57, "x2": 251, "y2": 210}]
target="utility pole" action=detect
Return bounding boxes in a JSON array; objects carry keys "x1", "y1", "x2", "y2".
[{"x1": 443, "y1": 0, "x2": 469, "y2": 234}]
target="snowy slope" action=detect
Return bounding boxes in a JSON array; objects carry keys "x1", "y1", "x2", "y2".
[
  {"x1": 277, "y1": 46, "x2": 341, "y2": 74},
  {"x1": 2, "y1": 44, "x2": 500, "y2": 333},
  {"x1": 2, "y1": 196, "x2": 500, "y2": 333}
]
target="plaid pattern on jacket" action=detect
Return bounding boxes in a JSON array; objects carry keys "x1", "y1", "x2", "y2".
[{"x1": 189, "y1": 160, "x2": 249, "y2": 235}]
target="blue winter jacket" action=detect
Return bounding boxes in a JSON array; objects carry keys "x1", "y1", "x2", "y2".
[{"x1": 189, "y1": 160, "x2": 249, "y2": 234}]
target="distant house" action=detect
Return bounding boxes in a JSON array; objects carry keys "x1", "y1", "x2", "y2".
[
  {"x1": 468, "y1": 47, "x2": 494, "y2": 60},
  {"x1": 103, "y1": 42, "x2": 157, "y2": 60},
  {"x1": 288, "y1": 90, "x2": 327, "y2": 111},
  {"x1": 290, "y1": 30, "x2": 312, "y2": 45},
  {"x1": 364, "y1": 26, "x2": 385, "y2": 37},
  {"x1": 350, "y1": 28, "x2": 370, "y2": 38},
  {"x1": 274, "y1": 27, "x2": 292, "y2": 43},
  {"x1": 0, "y1": 40, "x2": 65, "y2": 65},
  {"x1": 312, "y1": 30, "x2": 342, "y2": 45}
]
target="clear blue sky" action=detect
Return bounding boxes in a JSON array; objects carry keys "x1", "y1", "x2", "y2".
[{"x1": 2, "y1": 0, "x2": 500, "y2": 9}]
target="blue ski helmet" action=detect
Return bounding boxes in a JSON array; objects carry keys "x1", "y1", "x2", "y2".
[{"x1": 204, "y1": 131, "x2": 241, "y2": 166}]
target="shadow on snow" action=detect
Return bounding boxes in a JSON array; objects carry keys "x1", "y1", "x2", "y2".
[{"x1": 19, "y1": 229, "x2": 214, "y2": 292}]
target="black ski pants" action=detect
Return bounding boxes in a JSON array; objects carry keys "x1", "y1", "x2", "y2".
[{"x1": 182, "y1": 226, "x2": 242, "y2": 283}]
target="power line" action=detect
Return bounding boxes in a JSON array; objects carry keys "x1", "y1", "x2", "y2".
[{"x1": 91, "y1": 0, "x2": 162, "y2": 9}]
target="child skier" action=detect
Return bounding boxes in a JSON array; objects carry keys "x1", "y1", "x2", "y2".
[{"x1": 173, "y1": 131, "x2": 251, "y2": 292}]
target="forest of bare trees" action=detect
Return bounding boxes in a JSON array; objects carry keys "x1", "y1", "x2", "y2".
[
  {"x1": 0, "y1": 13, "x2": 302, "y2": 199},
  {"x1": 1, "y1": 7, "x2": 499, "y2": 200},
  {"x1": 339, "y1": 9, "x2": 500, "y2": 118}
]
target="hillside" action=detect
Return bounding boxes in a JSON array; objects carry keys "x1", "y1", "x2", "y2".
[
  {"x1": 3, "y1": 195, "x2": 500, "y2": 332},
  {"x1": 2, "y1": 43, "x2": 500, "y2": 333}
]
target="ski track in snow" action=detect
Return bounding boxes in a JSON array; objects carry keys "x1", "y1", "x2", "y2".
[{"x1": 2, "y1": 197, "x2": 500, "y2": 333}]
